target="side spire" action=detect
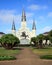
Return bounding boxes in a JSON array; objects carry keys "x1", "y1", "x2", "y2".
[
  {"x1": 21, "y1": 9, "x2": 26, "y2": 21},
  {"x1": 32, "y1": 20, "x2": 36, "y2": 30},
  {"x1": 12, "y1": 19, "x2": 16, "y2": 30}
]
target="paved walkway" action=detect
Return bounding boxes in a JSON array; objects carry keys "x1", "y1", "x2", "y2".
[{"x1": 0, "y1": 47, "x2": 52, "y2": 65}]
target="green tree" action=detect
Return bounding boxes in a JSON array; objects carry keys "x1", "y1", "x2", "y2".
[
  {"x1": 44, "y1": 35, "x2": 49, "y2": 45},
  {"x1": 49, "y1": 37, "x2": 52, "y2": 43},
  {"x1": 0, "y1": 34, "x2": 20, "y2": 49},
  {"x1": 49, "y1": 30, "x2": 52, "y2": 36},
  {"x1": 49, "y1": 30, "x2": 52, "y2": 44},
  {"x1": 31, "y1": 37, "x2": 38, "y2": 46},
  {"x1": 37, "y1": 34, "x2": 44, "y2": 48}
]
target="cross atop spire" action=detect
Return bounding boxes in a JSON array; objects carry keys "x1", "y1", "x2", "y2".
[
  {"x1": 12, "y1": 19, "x2": 16, "y2": 30},
  {"x1": 32, "y1": 20, "x2": 36, "y2": 30},
  {"x1": 21, "y1": 9, "x2": 26, "y2": 22}
]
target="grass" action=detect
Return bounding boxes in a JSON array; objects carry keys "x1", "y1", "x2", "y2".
[
  {"x1": 0, "y1": 47, "x2": 20, "y2": 56},
  {"x1": 32, "y1": 47, "x2": 52, "y2": 59},
  {"x1": 40, "y1": 55, "x2": 52, "y2": 59},
  {"x1": 0, "y1": 56, "x2": 16, "y2": 60},
  {"x1": 32, "y1": 47, "x2": 52, "y2": 55},
  {"x1": 0, "y1": 47, "x2": 20, "y2": 60}
]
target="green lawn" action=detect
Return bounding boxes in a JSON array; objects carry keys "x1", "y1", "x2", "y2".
[
  {"x1": 32, "y1": 47, "x2": 52, "y2": 56},
  {"x1": 0, "y1": 47, "x2": 20, "y2": 56}
]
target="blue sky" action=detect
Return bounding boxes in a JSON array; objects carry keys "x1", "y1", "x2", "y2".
[{"x1": 0, "y1": 0, "x2": 52, "y2": 35}]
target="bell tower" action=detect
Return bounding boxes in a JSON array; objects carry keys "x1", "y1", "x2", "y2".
[
  {"x1": 11, "y1": 19, "x2": 16, "y2": 36},
  {"x1": 21, "y1": 9, "x2": 27, "y2": 28},
  {"x1": 32, "y1": 20, "x2": 36, "y2": 37},
  {"x1": 21, "y1": 9, "x2": 26, "y2": 22}
]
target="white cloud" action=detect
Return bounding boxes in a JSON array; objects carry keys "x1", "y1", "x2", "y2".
[
  {"x1": 0, "y1": 10, "x2": 16, "y2": 14},
  {"x1": 41, "y1": 26, "x2": 51, "y2": 33},
  {"x1": 0, "y1": 10, "x2": 34, "y2": 23},
  {"x1": 27, "y1": 0, "x2": 31, "y2": 1},
  {"x1": 43, "y1": 6, "x2": 47, "y2": 9},
  {"x1": 27, "y1": 19, "x2": 37, "y2": 25},
  {"x1": 0, "y1": 10, "x2": 21, "y2": 23},
  {"x1": 48, "y1": 12, "x2": 52, "y2": 17},
  {"x1": 28, "y1": 5, "x2": 40, "y2": 10},
  {"x1": 28, "y1": 4, "x2": 47, "y2": 10},
  {"x1": 39, "y1": 16, "x2": 44, "y2": 20},
  {"x1": 4, "y1": 29, "x2": 11, "y2": 34},
  {"x1": 26, "y1": 12, "x2": 33, "y2": 18},
  {"x1": 37, "y1": 26, "x2": 52, "y2": 34}
]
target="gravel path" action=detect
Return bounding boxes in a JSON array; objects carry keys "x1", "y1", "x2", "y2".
[{"x1": 0, "y1": 47, "x2": 52, "y2": 65}]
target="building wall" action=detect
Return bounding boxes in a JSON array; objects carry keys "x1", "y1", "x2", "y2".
[{"x1": 0, "y1": 34, "x2": 4, "y2": 38}]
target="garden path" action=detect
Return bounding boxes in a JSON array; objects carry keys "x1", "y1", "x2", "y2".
[{"x1": 0, "y1": 47, "x2": 52, "y2": 65}]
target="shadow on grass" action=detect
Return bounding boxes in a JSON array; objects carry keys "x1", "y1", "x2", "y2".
[
  {"x1": 33, "y1": 46, "x2": 52, "y2": 49},
  {"x1": 13, "y1": 47, "x2": 23, "y2": 50}
]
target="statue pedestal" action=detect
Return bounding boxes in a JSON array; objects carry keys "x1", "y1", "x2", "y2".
[{"x1": 20, "y1": 39, "x2": 30, "y2": 44}]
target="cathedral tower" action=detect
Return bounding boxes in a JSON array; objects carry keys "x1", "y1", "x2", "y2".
[
  {"x1": 32, "y1": 20, "x2": 36, "y2": 37},
  {"x1": 11, "y1": 9, "x2": 36, "y2": 44},
  {"x1": 21, "y1": 9, "x2": 26, "y2": 21},
  {"x1": 11, "y1": 19, "x2": 16, "y2": 36},
  {"x1": 21, "y1": 9, "x2": 27, "y2": 28}
]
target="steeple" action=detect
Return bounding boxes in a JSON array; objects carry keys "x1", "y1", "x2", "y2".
[
  {"x1": 21, "y1": 9, "x2": 26, "y2": 21},
  {"x1": 32, "y1": 20, "x2": 36, "y2": 30},
  {"x1": 12, "y1": 19, "x2": 16, "y2": 30}
]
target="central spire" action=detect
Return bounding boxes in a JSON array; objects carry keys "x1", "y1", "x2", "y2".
[
  {"x1": 32, "y1": 20, "x2": 36, "y2": 30},
  {"x1": 21, "y1": 9, "x2": 26, "y2": 22},
  {"x1": 12, "y1": 19, "x2": 16, "y2": 30}
]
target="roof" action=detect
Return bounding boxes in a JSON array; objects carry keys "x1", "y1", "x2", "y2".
[
  {"x1": 0, "y1": 32, "x2": 5, "y2": 34},
  {"x1": 43, "y1": 32, "x2": 49, "y2": 34}
]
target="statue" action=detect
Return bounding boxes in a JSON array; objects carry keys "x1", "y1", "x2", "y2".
[{"x1": 21, "y1": 32, "x2": 29, "y2": 39}]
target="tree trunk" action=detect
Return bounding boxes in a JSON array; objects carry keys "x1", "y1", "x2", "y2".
[{"x1": 1, "y1": 43, "x2": 13, "y2": 49}]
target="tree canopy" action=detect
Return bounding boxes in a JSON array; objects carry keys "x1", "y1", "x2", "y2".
[{"x1": 0, "y1": 34, "x2": 20, "y2": 49}]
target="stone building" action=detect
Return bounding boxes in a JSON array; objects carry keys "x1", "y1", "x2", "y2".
[{"x1": 11, "y1": 10, "x2": 36, "y2": 44}]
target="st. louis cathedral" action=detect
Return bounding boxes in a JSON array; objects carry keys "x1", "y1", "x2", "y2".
[{"x1": 11, "y1": 10, "x2": 36, "y2": 44}]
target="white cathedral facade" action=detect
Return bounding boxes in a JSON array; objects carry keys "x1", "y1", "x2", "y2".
[{"x1": 11, "y1": 10, "x2": 36, "y2": 44}]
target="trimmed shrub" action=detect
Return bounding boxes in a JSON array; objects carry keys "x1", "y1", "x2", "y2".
[
  {"x1": 0, "y1": 34, "x2": 20, "y2": 49},
  {"x1": 40, "y1": 55, "x2": 52, "y2": 59},
  {"x1": 0, "y1": 56, "x2": 16, "y2": 60}
]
